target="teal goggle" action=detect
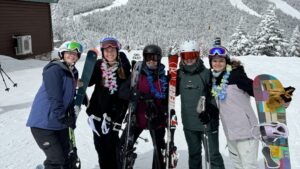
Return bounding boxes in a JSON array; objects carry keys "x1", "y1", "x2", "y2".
[{"x1": 66, "y1": 41, "x2": 83, "y2": 53}]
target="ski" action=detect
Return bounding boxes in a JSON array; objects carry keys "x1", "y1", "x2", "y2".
[
  {"x1": 74, "y1": 48, "x2": 98, "y2": 108},
  {"x1": 121, "y1": 61, "x2": 143, "y2": 169},
  {"x1": 165, "y1": 52, "x2": 179, "y2": 169}
]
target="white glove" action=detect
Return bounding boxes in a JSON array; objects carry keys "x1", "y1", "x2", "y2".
[
  {"x1": 169, "y1": 43, "x2": 179, "y2": 56},
  {"x1": 101, "y1": 113, "x2": 112, "y2": 135},
  {"x1": 87, "y1": 114, "x2": 101, "y2": 136},
  {"x1": 74, "y1": 105, "x2": 81, "y2": 118}
]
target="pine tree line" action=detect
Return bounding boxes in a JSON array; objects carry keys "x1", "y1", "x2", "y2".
[{"x1": 229, "y1": 5, "x2": 300, "y2": 57}]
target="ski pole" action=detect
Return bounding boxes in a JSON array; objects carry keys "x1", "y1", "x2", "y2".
[{"x1": 197, "y1": 96, "x2": 211, "y2": 169}]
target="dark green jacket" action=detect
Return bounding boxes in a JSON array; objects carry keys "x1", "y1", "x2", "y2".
[{"x1": 177, "y1": 59, "x2": 219, "y2": 131}]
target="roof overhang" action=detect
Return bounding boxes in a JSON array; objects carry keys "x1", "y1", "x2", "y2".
[{"x1": 21, "y1": 0, "x2": 59, "y2": 3}]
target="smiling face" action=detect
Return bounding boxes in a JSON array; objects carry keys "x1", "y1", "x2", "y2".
[
  {"x1": 63, "y1": 50, "x2": 79, "y2": 65},
  {"x1": 211, "y1": 57, "x2": 226, "y2": 72},
  {"x1": 103, "y1": 47, "x2": 118, "y2": 64}
]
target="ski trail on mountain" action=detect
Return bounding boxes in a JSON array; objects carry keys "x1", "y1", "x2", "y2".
[
  {"x1": 267, "y1": 0, "x2": 300, "y2": 20},
  {"x1": 228, "y1": 0, "x2": 261, "y2": 17}
]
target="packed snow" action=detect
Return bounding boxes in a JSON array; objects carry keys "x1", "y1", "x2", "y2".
[
  {"x1": 267, "y1": 0, "x2": 300, "y2": 20},
  {"x1": 228, "y1": 0, "x2": 261, "y2": 17},
  {"x1": 73, "y1": 0, "x2": 128, "y2": 19},
  {"x1": 0, "y1": 51, "x2": 299, "y2": 169}
]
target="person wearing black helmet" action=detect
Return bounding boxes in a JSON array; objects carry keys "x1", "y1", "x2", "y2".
[
  {"x1": 86, "y1": 37, "x2": 131, "y2": 169},
  {"x1": 120, "y1": 44, "x2": 168, "y2": 169}
]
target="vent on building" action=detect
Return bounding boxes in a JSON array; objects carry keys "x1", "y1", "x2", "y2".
[{"x1": 13, "y1": 35, "x2": 33, "y2": 55}]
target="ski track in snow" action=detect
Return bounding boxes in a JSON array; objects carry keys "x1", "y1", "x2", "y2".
[
  {"x1": 73, "y1": 0, "x2": 128, "y2": 20},
  {"x1": 228, "y1": 0, "x2": 261, "y2": 17},
  {"x1": 0, "y1": 53, "x2": 300, "y2": 169},
  {"x1": 267, "y1": 0, "x2": 300, "y2": 20}
]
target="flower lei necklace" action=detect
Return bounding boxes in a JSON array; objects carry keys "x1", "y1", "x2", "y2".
[
  {"x1": 145, "y1": 71, "x2": 168, "y2": 99},
  {"x1": 101, "y1": 60, "x2": 118, "y2": 94},
  {"x1": 211, "y1": 65, "x2": 232, "y2": 100}
]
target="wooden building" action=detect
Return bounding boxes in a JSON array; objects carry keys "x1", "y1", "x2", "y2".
[{"x1": 0, "y1": 0, "x2": 58, "y2": 59}]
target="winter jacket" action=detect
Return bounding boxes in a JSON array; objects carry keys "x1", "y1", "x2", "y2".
[
  {"x1": 86, "y1": 52, "x2": 131, "y2": 125},
  {"x1": 177, "y1": 59, "x2": 219, "y2": 131},
  {"x1": 215, "y1": 65, "x2": 258, "y2": 141},
  {"x1": 135, "y1": 63, "x2": 168, "y2": 129},
  {"x1": 27, "y1": 60, "x2": 78, "y2": 130}
]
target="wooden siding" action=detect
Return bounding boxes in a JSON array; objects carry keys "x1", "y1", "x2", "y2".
[{"x1": 0, "y1": 0, "x2": 53, "y2": 59}]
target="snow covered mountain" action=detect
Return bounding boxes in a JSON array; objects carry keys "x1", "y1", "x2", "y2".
[{"x1": 52, "y1": 0, "x2": 300, "y2": 49}]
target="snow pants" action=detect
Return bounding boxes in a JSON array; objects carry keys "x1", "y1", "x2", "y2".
[
  {"x1": 31, "y1": 127, "x2": 70, "y2": 169},
  {"x1": 184, "y1": 128, "x2": 225, "y2": 169},
  {"x1": 93, "y1": 130, "x2": 120, "y2": 169},
  {"x1": 227, "y1": 138, "x2": 259, "y2": 169}
]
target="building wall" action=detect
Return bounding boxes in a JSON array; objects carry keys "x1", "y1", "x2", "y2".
[{"x1": 0, "y1": 0, "x2": 53, "y2": 59}]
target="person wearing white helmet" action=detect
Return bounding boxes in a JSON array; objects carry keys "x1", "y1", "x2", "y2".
[
  {"x1": 27, "y1": 41, "x2": 83, "y2": 169},
  {"x1": 174, "y1": 40, "x2": 225, "y2": 169}
]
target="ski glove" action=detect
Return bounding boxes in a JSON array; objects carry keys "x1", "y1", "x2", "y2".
[
  {"x1": 198, "y1": 103, "x2": 219, "y2": 125},
  {"x1": 198, "y1": 111, "x2": 210, "y2": 125},
  {"x1": 169, "y1": 43, "x2": 179, "y2": 56},
  {"x1": 101, "y1": 113, "x2": 112, "y2": 135},
  {"x1": 267, "y1": 86, "x2": 295, "y2": 110}
]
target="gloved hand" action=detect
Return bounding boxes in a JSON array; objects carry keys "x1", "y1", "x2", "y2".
[
  {"x1": 101, "y1": 113, "x2": 112, "y2": 135},
  {"x1": 198, "y1": 111, "x2": 210, "y2": 125},
  {"x1": 74, "y1": 105, "x2": 81, "y2": 118},
  {"x1": 281, "y1": 86, "x2": 295, "y2": 103},
  {"x1": 169, "y1": 43, "x2": 179, "y2": 56},
  {"x1": 198, "y1": 103, "x2": 219, "y2": 125},
  {"x1": 267, "y1": 86, "x2": 295, "y2": 110},
  {"x1": 65, "y1": 109, "x2": 76, "y2": 129},
  {"x1": 87, "y1": 114, "x2": 101, "y2": 136}
]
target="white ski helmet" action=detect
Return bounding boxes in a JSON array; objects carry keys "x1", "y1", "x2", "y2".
[
  {"x1": 58, "y1": 41, "x2": 83, "y2": 59},
  {"x1": 179, "y1": 40, "x2": 200, "y2": 53}
]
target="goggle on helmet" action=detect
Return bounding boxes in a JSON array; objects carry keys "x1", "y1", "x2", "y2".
[{"x1": 58, "y1": 41, "x2": 83, "y2": 59}]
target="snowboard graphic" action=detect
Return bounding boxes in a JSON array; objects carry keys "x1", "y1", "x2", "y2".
[
  {"x1": 253, "y1": 74, "x2": 291, "y2": 169},
  {"x1": 74, "y1": 48, "x2": 98, "y2": 107}
]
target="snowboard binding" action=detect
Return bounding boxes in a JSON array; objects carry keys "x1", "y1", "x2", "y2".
[{"x1": 252, "y1": 122, "x2": 289, "y2": 168}]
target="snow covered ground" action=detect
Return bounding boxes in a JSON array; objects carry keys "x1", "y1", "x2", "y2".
[{"x1": 0, "y1": 52, "x2": 299, "y2": 169}]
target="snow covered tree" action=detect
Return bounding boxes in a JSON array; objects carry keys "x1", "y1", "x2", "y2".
[
  {"x1": 289, "y1": 25, "x2": 300, "y2": 57},
  {"x1": 228, "y1": 17, "x2": 252, "y2": 56},
  {"x1": 252, "y1": 5, "x2": 289, "y2": 56}
]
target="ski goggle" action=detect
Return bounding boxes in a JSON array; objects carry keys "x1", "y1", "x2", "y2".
[
  {"x1": 100, "y1": 38, "x2": 121, "y2": 49},
  {"x1": 208, "y1": 47, "x2": 227, "y2": 59},
  {"x1": 66, "y1": 41, "x2": 83, "y2": 53},
  {"x1": 144, "y1": 54, "x2": 159, "y2": 62},
  {"x1": 180, "y1": 52, "x2": 199, "y2": 60}
]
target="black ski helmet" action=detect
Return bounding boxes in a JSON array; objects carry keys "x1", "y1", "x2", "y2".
[{"x1": 143, "y1": 44, "x2": 162, "y2": 62}]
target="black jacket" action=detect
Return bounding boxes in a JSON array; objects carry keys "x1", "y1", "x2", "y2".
[
  {"x1": 215, "y1": 66, "x2": 253, "y2": 96},
  {"x1": 86, "y1": 52, "x2": 131, "y2": 124}
]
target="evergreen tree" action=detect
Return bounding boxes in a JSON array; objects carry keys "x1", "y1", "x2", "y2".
[
  {"x1": 229, "y1": 17, "x2": 252, "y2": 56},
  {"x1": 289, "y1": 25, "x2": 300, "y2": 57},
  {"x1": 252, "y1": 5, "x2": 289, "y2": 56}
]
